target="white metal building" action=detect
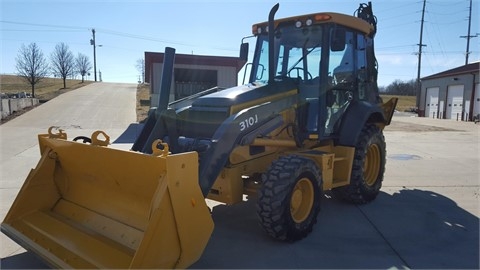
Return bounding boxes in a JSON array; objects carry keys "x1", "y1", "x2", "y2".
[{"x1": 419, "y1": 62, "x2": 479, "y2": 121}]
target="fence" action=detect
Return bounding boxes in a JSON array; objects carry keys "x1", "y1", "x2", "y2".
[{"x1": 1, "y1": 97, "x2": 40, "y2": 120}]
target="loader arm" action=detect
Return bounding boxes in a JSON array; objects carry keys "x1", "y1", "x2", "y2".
[{"x1": 197, "y1": 92, "x2": 296, "y2": 196}]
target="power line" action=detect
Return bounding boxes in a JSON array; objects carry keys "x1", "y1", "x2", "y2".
[
  {"x1": 381, "y1": 21, "x2": 417, "y2": 30},
  {"x1": 0, "y1": 20, "x2": 207, "y2": 49},
  {"x1": 428, "y1": 0, "x2": 466, "y2": 6},
  {"x1": 426, "y1": 9, "x2": 467, "y2": 16},
  {"x1": 0, "y1": 29, "x2": 85, "y2": 33},
  {"x1": 376, "y1": 44, "x2": 417, "y2": 50},
  {"x1": 0, "y1": 38, "x2": 90, "y2": 46},
  {"x1": 0, "y1": 20, "x2": 88, "y2": 30},
  {"x1": 425, "y1": 11, "x2": 448, "y2": 60},
  {"x1": 428, "y1": 20, "x2": 466, "y2": 25},
  {"x1": 98, "y1": 28, "x2": 192, "y2": 46},
  {"x1": 375, "y1": 2, "x2": 419, "y2": 13}
]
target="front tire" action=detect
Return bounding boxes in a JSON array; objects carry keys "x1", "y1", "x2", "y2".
[
  {"x1": 257, "y1": 155, "x2": 322, "y2": 241},
  {"x1": 333, "y1": 124, "x2": 386, "y2": 204}
]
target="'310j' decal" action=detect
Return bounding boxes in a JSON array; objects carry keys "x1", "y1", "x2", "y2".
[{"x1": 239, "y1": 114, "x2": 259, "y2": 131}]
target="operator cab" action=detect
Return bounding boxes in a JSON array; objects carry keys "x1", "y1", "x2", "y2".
[{"x1": 249, "y1": 12, "x2": 379, "y2": 141}]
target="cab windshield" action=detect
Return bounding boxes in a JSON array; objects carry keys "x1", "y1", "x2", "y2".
[{"x1": 250, "y1": 24, "x2": 324, "y2": 83}]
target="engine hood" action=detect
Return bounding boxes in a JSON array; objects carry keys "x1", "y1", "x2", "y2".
[{"x1": 191, "y1": 79, "x2": 298, "y2": 109}]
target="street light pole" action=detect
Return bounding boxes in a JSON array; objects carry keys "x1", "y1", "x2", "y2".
[{"x1": 90, "y1": 29, "x2": 97, "y2": 82}]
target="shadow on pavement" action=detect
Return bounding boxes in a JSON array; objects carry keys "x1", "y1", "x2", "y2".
[
  {"x1": 193, "y1": 188, "x2": 479, "y2": 269},
  {"x1": 359, "y1": 188, "x2": 479, "y2": 269},
  {"x1": 2, "y1": 189, "x2": 478, "y2": 269},
  {"x1": 1, "y1": 252, "x2": 48, "y2": 269},
  {"x1": 113, "y1": 123, "x2": 144, "y2": 144}
]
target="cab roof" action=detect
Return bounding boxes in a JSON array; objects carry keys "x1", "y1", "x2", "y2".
[{"x1": 252, "y1": 12, "x2": 374, "y2": 36}]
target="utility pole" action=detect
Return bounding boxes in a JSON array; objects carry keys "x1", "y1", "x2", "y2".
[
  {"x1": 90, "y1": 29, "x2": 97, "y2": 82},
  {"x1": 416, "y1": 0, "x2": 427, "y2": 110},
  {"x1": 460, "y1": 0, "x2": 477, "y2": 65}
]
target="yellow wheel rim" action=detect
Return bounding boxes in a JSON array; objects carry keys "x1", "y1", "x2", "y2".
[
  {"x1": 364, "y1": 143, "x2": 381, "y2": 186},
  {"x1": 290, "y1": 178, "x2": 314, "y2": 223}
]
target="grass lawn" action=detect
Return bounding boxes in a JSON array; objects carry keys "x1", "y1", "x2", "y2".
[
  {"x1": 136, "y1": 83, "x2": 150, "y2": 122},
  {"x1": 0, "y1": 74, "x2": 93, "y2": 101},
  {"x1": 381, "y1": 94, "x2": 416, "y2": 112}
]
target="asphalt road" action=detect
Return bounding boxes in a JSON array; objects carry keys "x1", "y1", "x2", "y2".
[{"x1": 1, "y1": 84, "x2": 479, "y2": 269}]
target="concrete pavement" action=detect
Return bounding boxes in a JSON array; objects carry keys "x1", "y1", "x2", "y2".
[
  {"x1": 193, "y1": 116, "x2": 479, "y2": 269},
  {"x1": 0, "y1": 82, "x2": 138, "y2": 266},
  {"x1": 0, "y1": 86, "x2": 479, "y2": 269}
]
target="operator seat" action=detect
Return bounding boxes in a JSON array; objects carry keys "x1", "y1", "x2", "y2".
[{"x1": 332, "y1": 43, "x2": 354, "y2": 84}]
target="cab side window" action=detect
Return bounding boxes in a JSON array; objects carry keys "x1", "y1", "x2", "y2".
[
  {"x1": 329, "y1": 30, "x2": 354, "y2": 86},
  {"x1": 356, "y1": 34, "x2": 368, "y2": 100}
]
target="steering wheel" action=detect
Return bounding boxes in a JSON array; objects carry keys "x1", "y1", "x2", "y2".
[
  {"x1": 73, "y1": 136, "x2": 92, "y2": 144},
  {"x1": 288, "y1": 67, "x2": 313, "y2": 80}
]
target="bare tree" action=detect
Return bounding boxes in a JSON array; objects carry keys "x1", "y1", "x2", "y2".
[
  {"x1": 15, "y1": 43, "x2": 50, "y2": 98},
  {"x1": 136, "y1": 58, "x2": 145, "y2": 84},
  {"x1": 385, "y1": 79, "x2": 416, "y2": 96},
  {"x1": 75, "y1": 53, "x2": 92, "y2": 83},
  {"x1": 51, "y1": 43, "x2": 75, "y2": 89}
]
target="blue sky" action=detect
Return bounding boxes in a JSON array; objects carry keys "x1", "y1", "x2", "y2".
[{"x1": 1, "y1": 0, "x2": 478, "y2": 87}]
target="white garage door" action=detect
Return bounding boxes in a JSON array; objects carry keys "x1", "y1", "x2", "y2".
[
  {"x1": 474, "y1": 83, "x2": 480, "y2": 118},
  {"x1": 425, "y1": 87, "x2": 439, "y2": 118},
  {"x1": 446, "y1": 85, "x2": 464, "y2": 120}
]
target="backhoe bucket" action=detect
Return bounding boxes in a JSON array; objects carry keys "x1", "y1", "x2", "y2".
[{"x1": 1, "y1": 129, "x2": 213, "y2": 269}]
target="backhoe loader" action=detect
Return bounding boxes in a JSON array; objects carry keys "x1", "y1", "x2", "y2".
[{"x1": 2, "y1": 2, "x2": 397, "y2": 268}]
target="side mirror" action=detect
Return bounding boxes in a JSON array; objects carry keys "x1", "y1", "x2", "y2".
[
  {"x1": 331, "y1": 27, "x2": 346, "y2": 52},
  {"x1": 240, "y1": 42, "x2": 249, "y2": 62}
]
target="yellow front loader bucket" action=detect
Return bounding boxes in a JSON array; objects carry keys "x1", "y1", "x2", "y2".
[{"x1": 1, "y1": 128, "x2": 213, "y2": 269}]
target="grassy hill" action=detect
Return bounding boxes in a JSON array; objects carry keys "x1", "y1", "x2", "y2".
[
  {"x1": 380, "y1": 94, "x2": 416, "y2": 112},
  {"x1": 0, "y1": 74, "x2": 93, "y2": 101}
]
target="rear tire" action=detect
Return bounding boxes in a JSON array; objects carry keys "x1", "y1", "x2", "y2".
[
  {"x1": 332, "y1": 124, "x2": 386, "y2": 204},
  {"x1": 257, "y1": 155, "x2": 322, "y2": 241}
]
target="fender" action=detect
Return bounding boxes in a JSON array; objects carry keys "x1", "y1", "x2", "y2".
[{"x1": 337, "y1": 100, "x2": 385, "y2": 147}]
